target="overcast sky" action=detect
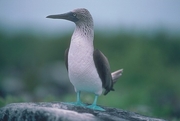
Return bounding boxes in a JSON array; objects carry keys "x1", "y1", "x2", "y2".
[{"x1": 0, "y1": 0, "x2": 180, "y2": 34}]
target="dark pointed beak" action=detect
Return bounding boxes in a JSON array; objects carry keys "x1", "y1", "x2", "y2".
[{"x1": 46, "y1": 12, "x2": 78, "y2": 22}]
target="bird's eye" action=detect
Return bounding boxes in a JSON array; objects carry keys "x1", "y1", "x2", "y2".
[{"x1": 73, "y1": 13, "x2": 77, "y2": 17}]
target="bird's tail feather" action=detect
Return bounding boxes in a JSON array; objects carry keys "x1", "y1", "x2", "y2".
[{"x1": 111, "y1": 69, "x2": 123, "y2": 83}]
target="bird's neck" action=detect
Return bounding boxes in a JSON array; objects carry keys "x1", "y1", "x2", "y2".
[
  {"x1": 68, "y1": 23, "x2": 94, "y2": 62},
  {"x1": 71, "y1": 23, "x2": 94, "y2": 48}
]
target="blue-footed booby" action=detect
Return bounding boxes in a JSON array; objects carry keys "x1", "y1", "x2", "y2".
[{"x1": 47, "y1": 8, "x2": 123, "y2": 111}]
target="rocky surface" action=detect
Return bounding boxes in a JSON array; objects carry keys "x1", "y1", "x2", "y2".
[{"x1": 0, "y1": 102, "x2": 167, "y2": 121}]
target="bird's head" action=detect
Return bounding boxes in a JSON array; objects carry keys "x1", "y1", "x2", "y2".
[{"x1": 46, "y1": 8, "x2": 93, "y2": 25}]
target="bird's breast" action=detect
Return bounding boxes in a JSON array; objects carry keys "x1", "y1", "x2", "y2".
[
  {"x1": 68, "y1": 38, "x2": 94, "y2": 77},
  {"x1": 67, "y1": 37, "x2": 102, "y2": 95}
]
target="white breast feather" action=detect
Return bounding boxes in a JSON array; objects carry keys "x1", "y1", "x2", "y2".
[{"x1": 68, "y1": 32, "x2": 103, "y2": 95}]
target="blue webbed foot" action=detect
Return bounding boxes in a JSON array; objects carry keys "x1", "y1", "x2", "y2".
[
  {"x1": 86, "y1": 95, "x2": 105, "y2": 111},
  {"x1": 87, "y1": 104, "x2": 105, "y2": 111},
  {"x1": 63, "y1": 91, "x2": 86, "y2": 107}
]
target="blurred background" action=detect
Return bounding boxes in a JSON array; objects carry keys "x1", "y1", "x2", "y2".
[{"x1": 0, "y1": 1, "x2": 180, "y2": 120}]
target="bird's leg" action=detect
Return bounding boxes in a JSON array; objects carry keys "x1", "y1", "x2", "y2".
[
  {"x1": 63, "y1": 91, "x2": 86, "y2": 107},
  {"x1": 75, "y1": 91, "x2": 86, "y2": 106},
  {"x1": 87, "y1": 95, "x2": 105, "y2": 111}
]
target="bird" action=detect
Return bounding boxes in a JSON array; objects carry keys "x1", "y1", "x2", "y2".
[{"x1": 46, "y1": 8, "x2": 123, "y2": 111}]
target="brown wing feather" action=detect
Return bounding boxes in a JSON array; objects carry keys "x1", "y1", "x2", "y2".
[
  {"x1": 93, "y1": 49, "x2": 114, "y2": 95},
  {"x1": 65, "y1": 48, "x2": 69, "y2": 71}
]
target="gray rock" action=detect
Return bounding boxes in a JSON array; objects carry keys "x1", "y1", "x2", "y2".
[{"x1": 0, "y1": 102, "x2": 167, "y2": 121}]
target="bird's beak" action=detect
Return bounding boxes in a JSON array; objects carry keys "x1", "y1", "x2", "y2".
[
  {"x1": 46, "y1": 12, "x2": 70, "y2": 19},
  {"x1": 46, "y1": 12, "x2": 78, "y2": 22}
]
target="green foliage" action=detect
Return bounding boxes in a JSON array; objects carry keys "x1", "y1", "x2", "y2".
[
  {"x1": 0, "y1": 95, "x2": 25, "y2": 108},
  {"x1": 0, "y1": 29, "x2": 180, "y2": 120}
]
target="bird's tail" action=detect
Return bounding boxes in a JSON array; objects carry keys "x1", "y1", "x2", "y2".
[{"x1": 111, "y1": 69, "x2": 123, "y2": 83}]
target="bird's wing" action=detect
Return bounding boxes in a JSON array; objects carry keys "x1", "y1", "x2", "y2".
[
  {"x1": 93, "y1": 49, "x2": 114, "y2": 95},
  {"x1": 65, "y1": 48, "x2": 69, "y2": 71}
]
